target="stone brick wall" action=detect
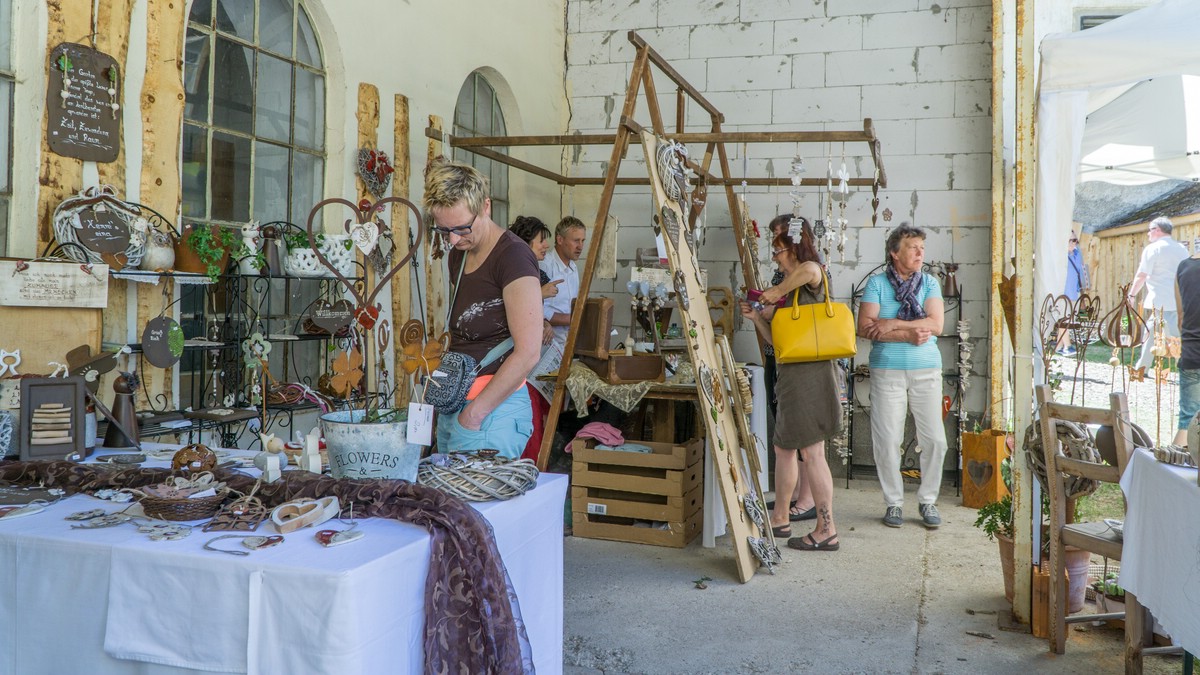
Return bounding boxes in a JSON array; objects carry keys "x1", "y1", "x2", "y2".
[{"x1": 564, "y1": 0, "x2": 994, "y2": 463}]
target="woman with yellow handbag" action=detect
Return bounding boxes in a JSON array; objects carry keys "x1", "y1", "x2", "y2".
[{"x1": 741, "y1": 222, "x2": 843, "y2": 552}]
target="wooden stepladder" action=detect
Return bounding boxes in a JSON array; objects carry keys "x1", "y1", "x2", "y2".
[{"x1": 640, "y1": 130, "x2": 779, "y2": 582}]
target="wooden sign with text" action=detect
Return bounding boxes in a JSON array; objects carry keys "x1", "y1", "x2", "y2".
[
  {"x1": 46, "y1": 43, "x2": 120, "y2": 163},
  {"x1": 0, "y1": 260, "x2": 109, "y2": 308}
]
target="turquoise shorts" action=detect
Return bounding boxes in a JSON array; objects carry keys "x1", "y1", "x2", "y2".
[{"x1": 436, "y1": 385, "x2": 533, "y2": 459}]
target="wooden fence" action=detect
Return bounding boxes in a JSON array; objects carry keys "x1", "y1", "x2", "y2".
[{"x1": 1079, "y1": 213, "x2": 1200, "y2": 317}]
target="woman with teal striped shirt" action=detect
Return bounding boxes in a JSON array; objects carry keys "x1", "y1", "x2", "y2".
[{"x1": 857, "y1": 223, "x2": 948, "y2": 530}]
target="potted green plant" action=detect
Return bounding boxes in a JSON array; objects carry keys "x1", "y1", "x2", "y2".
[
  {"x1": 282, "y1": 228, "x2": 326, "y2": 277},
  {"x1": 975, "y1": 458, "x2": 1091, "y2": 612},
  {"x1": 974, "y1": 494, "x2": 1017, "y2": 603},
  {"x1": 176, "y1": 223, "x2": 238, "y2": 281}
]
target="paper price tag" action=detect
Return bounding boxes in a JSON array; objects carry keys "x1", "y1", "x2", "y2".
[
  {"x1": 586, "y1": 503, "x2": 607, "y2": 515},
  {"x1": 407, "y1": 402, "x2": 434, "y2": 446}
]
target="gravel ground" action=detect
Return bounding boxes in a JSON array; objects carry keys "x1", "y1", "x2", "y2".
[{"x1": 1049, "y1": 347, "x2": 1185, "y2": 446}]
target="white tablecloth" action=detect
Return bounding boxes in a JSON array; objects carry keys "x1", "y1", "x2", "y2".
[
  {"x1": 0, "y1": 456, "x2": 566, "y2": 674},
  {"x1": 1118, "y1": 448, "x2": 1200, "y2": 655}
]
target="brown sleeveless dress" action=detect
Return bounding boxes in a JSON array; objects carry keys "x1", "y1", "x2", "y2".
[{"x1": 772, "y1": 280, "x2": 845, "y2": 449}]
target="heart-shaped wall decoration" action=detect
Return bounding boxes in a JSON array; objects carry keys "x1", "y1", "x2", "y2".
[
  {"x1": 967, "y1": 459, "x2": 993, "y2": 487},
  {"x1": 303, "y1": 196, "x2": 424, "y2": 324},
  {"x1": 311, "y1": 299, "x2": 354, "y2": 335},
  {"x1": 350, "y1": 220, "x2": 379, "y2": 256}
]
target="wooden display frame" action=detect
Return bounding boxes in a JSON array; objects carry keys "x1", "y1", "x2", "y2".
[
  {"x1": 19, "y1": 376, "x2": 86, "y2": 461},
  {"x1": 424, "y1": 31, "x2": 887, "y2": 581}
]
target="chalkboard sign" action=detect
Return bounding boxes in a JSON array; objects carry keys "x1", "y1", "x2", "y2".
[
  {"x1": 46, "y1": 43, "x2": 121, "y2": 163},
  {"x1": 142, "y1": 316, "x2": 185, "y2": 368},
  {"x1": 75, "y1": 204, "x2": 131, "y2": 254}
]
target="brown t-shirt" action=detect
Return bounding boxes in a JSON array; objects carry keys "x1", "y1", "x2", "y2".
[{"x1": 447, "y1": 229, "x2": 540, "y2": 375}]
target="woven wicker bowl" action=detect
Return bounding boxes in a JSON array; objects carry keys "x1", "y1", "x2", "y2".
[{"x1": 140, "y1": 492, "x2": 227, "y2": 521}]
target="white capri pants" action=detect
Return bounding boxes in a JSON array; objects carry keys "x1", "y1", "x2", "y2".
[{"x1": 868, "y1": 367, "x2": 949, "y2": 507}]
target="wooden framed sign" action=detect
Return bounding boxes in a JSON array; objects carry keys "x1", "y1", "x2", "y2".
[
  {"x1": 0, "y1": 259, "x2": 109, "y2": 308},
  {"x1": 46, "y1": 43, "x2": 121, "y2": 163},
  {"x1": 19, "y1": 376, "x2": 86, "y2": 461}
]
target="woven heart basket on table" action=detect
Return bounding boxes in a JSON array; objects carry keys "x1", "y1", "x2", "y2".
[{"x1": 139, "y1": 492, "x2": 228, "y2": 521}]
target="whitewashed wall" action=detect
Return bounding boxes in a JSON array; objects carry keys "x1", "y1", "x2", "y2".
[{"x1": 563, "y1": 0, "x2": 994, "y2": 426}]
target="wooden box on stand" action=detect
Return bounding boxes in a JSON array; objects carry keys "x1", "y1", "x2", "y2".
[
  {"x1": 571, "y1": 437, "x2": 703, "y2": 547},
  {"x1": 960, "y1": 429, "x2": 1010, "y2": 509}
]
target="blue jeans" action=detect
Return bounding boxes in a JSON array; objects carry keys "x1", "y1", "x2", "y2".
[
  {"x1": 1179, "y1": 368, "x2": 1200, "y2": 431},
  {"x1": 436, "y1": 385, "x2": 533, "y2": 459}
]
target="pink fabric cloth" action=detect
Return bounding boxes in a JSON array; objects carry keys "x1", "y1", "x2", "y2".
[{"x1": 571, "y1": 422, "x2": 624, "y2": 449}]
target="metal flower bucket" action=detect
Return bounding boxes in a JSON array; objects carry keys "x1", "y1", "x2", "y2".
[{"x1": 319, "y1": 409, "x2": 419, "y2": 481}]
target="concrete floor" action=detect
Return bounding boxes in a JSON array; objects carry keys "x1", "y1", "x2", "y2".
[{"x1": 561, "y1": 478, "x2": 1187, "y2": 675}]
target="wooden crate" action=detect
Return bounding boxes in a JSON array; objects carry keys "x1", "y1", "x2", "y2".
[
  {"x1": 572, "y1": 506, "x2": 703, "y2": 548},
  {"x1": 572, "y1": 437, "x2": 702, "y2": 471},
  {"x1": 574, "y1": 297, "x2": 614, "y2": 359},
  {"x1": 572, "y1": 483, "x2": 702, "y2": 523},
  {"x1": 571, "y1": 437, "x2": 704, "y2": 547},
  {"x1": 961, "y1": 430, "x2": 1010, "y2": 508}
]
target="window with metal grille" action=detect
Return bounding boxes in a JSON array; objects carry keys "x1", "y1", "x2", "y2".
[
  {"x1": 180, "y1": 0, "x2": 327, "y2": 411},
  {"x1": 453, "y1": 72, "x2": 509, "y2": 227},
  {"x1": 0, "y1": 0, "x2": 13, "y2": 255}
]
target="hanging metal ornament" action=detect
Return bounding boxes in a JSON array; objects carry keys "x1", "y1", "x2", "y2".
[
  {"x1": 672, "y1": 270, "x2": 690, "y2": 311},
  {"x1": 871, "y1": 164, "x2": 882, "y2": 227},
  {"x1": 660, "y1": 205, "x2": 682, "y2": 249}
]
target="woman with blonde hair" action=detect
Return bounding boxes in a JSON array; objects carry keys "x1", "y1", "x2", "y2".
[{"x1": 423, "y1": 159, "x2": 543, "y2": 458}]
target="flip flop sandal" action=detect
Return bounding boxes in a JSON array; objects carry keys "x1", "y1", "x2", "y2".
[
  {"x1": 787, "y1": 532, "x2": 840, "y2": 551},
  {"x1": 771, "y1": 524, "x2": 791, "y2": 538},
  {"x1": 790, "y1": 506, "x2": 817, "y2": 522}
]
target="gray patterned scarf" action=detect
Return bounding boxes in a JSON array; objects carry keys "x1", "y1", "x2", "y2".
[{"x1": 886, "y1": 264, "x2": 927, "y2": 321}]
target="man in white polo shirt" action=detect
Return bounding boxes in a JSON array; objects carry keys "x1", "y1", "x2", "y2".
[
  {"x1": 540, "y1": 216, "x2": 586, "y2": 350},
  {"x1": 1127, "y1": 216, "x2": 1189, "y2": 378}
]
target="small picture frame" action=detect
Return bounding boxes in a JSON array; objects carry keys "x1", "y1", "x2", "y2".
[{"x1": 19, "y1": 376, "x2": 86, "y2": 461}]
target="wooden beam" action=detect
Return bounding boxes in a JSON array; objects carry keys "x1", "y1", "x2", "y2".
[
  {"x1": 392, "y1": 93, "x2": 412, "y2": 409},
  {"x1": 425, "y1": 116, "x2": 448, "y2": 341},
  {"x1": 434, "y1": 128, "x2": 878, "y2": 147},
  {"x1": 628, "y1": 31, "x2": 721, "y2": 121},
  {"x1": 136, "y1": 0, "x2": 188, "y2": 410},
  {"x1": 536, "y1": 47, "x2": 651, "y2": 472},
  {"x1": 462, "y1": 144, "x2": 573, "y2": 185}
]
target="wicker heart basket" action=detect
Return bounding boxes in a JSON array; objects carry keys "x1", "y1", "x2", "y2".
[{"x1": 139, "y1": 492, "x2": 228, "y2": 521}]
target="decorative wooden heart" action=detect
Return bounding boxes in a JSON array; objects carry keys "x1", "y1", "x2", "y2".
[
  {"x1": 316, "y1": 527, "x2": 364, "y2": 547},
  {"x1": 349, "y1": 220, "x2": 379, "y2": 256},
  {"x1": 311, "y1": 299, "x2": 355, "y2": 334},
  {"x1": 967, "y1": 459, "x2": 993, "y2": 487},
  {"x1": 304, "y1": 196, "x2": 424, "y2": 319}
]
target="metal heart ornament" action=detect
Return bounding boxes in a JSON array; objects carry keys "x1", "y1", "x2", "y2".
[
  {"x1": 349, "y1": 219, "x2": 379, "y2": 256},
  {"x1": 304, "y1": 197, "x2": 424, "y2": 320}
]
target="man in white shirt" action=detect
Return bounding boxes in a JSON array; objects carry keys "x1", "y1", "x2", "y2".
[
  {"x1": 1127, "y1": 215, "x2": 1190, "y2": 376},
  {"x1": 540, "y1": 216, "x2": 586, "y2": 349}
]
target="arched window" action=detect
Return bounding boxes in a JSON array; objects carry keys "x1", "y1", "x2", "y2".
[
  {"x1": 182, "y1": 0, "x2": 325, "y2": 226},
  {"x1": 0, "y1": 0, "x2": 13, "y2": 254},
  {"x1": 453, "y1": 72, "x2": 509, "y2": 227}
]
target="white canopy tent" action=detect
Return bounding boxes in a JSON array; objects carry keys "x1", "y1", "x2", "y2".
[{"x1": 1036, "y1": 0, "x2": 1200, "y2": 308}]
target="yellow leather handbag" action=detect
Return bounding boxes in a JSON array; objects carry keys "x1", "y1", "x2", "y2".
[{"x1": 770, "y1": 268, "x2": 857, "y2": 363}]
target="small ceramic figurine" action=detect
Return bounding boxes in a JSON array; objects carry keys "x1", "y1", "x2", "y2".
[
  {"x1": 140, "y1": 228, "x2": 176, "y2": 272},
  {"x1": 254, "y1": 432, "x2": 289, "y2": 481},
  {"x1": 102, "y1": 371, "x2": 140, "y2": 449},
  {"x1": 237, "y1": 221, "x2": 261, "y2": 275}
]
